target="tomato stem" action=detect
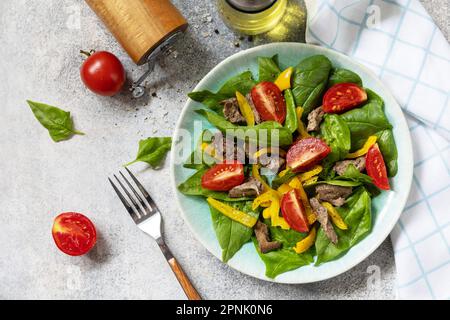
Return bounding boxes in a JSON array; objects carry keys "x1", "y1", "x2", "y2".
[{"x1": 79, "y1": 49, "x2": 95, "y2": 58}]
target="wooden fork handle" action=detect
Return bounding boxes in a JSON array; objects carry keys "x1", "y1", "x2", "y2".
[
  {"x1": 157, "y1": 238, "x2": 201, "y2": 300},
  {"x1": 168, "y1": 257, "x2": 202, "y2": 300}
]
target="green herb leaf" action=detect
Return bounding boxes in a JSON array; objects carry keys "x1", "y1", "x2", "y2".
[
  {"x1": 125, "y1": 137, "x2": 172, "y2": 167},
  {"x1": 210, "y1": 201, "x2": 259, "y2": 262},
  {"x1": 292, "y1": 55, "x2": 332, "y2": 117},
  {"x1": 328, "y1": 68, "x2": 362, "y2": 87},
  {"x1": 258, "y1": 55, "x2": 281, "y2": 83},
  {"x1": 26, "y1": 100, "x2": 84, "y2": 142},
  {"x1": 284, "y1": 89, "x2": 298, "y2": 134},
  {"x1": 336, "y1": 164, "x2": 373, "y2": 185},
  {"x1": 315, "y1": 187, "x2": 372, "y2": 265},
  {"x1": 271, "y1": 169, "x2": 296, "y2": 189}
]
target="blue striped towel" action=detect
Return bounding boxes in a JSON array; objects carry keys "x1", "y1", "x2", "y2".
[{"x1": 304, "y1": 0, "x2": 450, "y2": 299}]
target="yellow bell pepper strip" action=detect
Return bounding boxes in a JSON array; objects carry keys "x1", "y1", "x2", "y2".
[
  {"x1": 253, "y1": 190, "x2": 290, "y2": 230},
  {"x1": 322, "y1": 201, "x2": 348, "y2": 230},
  {"x1": 201, "y1": 142, "x2": 216, "y2": 157},
  {"x1": 288, "y1": 178, "x2": 316, "y2": 224},
  {"x1": 293, "y1": 226, "x2": 317, "y2": 254},
  {"x1": 298, "y1": 165, "x2": 322, "y2": 182},
  {"x1": 236, "y1": 91, "x2": 255, "y2": 126},
  {"x1": 346, "y1": 135, "x2": 377, "y2": 159},
  {"x1": 296, "y1": 107, "x2": 310, "y2": 138},
  {"x1": 277, "y1": 183, "x2": 293, "y2": 195},
  {"x1": 252, "y1": 164, "x2": 272, "y2": 192},
  {"x1": 278, "y1": 168, "x2": 290, "y2": 178},
  {"x1": 253, "y1": 147, "x2": 287, "y2": 160},
  {"x1": 274, "y1": 67, "x2": 293, "y2": 91},
  {"x1": 207, "y1": 197, "x2": 258, "y2": 228},
  {"x1": 302, "y1": 176, "x2": 319, "y2": 187}
]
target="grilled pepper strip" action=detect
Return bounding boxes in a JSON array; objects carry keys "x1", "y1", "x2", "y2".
[
  {"x1": 296, "y1": 107, "x2": 310, "y2": 138},
  {"x1": 298, "y1": 165, "x2": 322, "y2": 182},
  {"x1": 274, "y1": 67, "x2": 293, "y2": 91},
  {"x1": 252, "y1": 164, "x2": 271, "y2": 192},
  {"x1": 347, "y1": 135, "x2": 377, "y2": 159},
  {"x1": 236, "y1": 91, "x2": 255, "y2": 126},
  {"x1": 288, "y1": 177, "x2": 316, "y2": 224},
  {"x1": 207, "y1": 197, "x2": 257, "y2": 228},
  {"x1": 293, "y1": 227, "x2": 317, "y2": 254},
  {"x1": 322, "y1": 201, "x2": 348, "y2": 230}
]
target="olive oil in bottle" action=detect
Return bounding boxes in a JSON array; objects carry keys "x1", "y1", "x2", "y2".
[{"x1": 218, "y1": 0, "x2": 287, "y2": 35}]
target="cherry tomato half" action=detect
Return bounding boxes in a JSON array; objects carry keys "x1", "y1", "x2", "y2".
[
  {"x1": 251, "y1": 82, "x2": 286, "y2": 124},
  {"x1": 322, "y1": 83, "x2": 367, "y2": 113},
  {"x1": 201, "y1": 162, "x2": 245, "y2": 191},
  {"x1": 80, "y1": 51, "x2": 126, "y2": 96},
  {"x1": 286, "y1": 137, "x2": 331, "y2": 172},
  {"x1": 365, "y1": 143, "x2": 390, "y2": 190},
  {"x1": 52, "y1": 212, "x2": 97, "y2": 256},
  {"x1": 281, "y1": 189, "x2": 309, "y2": 233}
]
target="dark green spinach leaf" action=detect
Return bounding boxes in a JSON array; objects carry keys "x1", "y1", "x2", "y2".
[
  {"x1": 375, "y1": 129, "x2": 398, "y2": 177},
  {"x1": 284, "y1": 89, "x2": 298, "y2": 134},
  {"x1": 315, "y1": 187, "x2": 372, "y2": 265},
  {"x1": 26, "y1": 100, "x2": 84, "y2": 142},
  {"x1": 258, "y1": 55, "x2": 281, "y2": 82},
  {"x1": 210, "y1": 201, "x2": 259, "y2": 262},
  {"x1": 292, "y1": 55, "x2": 332, "y2": 117},
  {"x1": 328, "y1": 68, "x2": 362, "y2": 87}
]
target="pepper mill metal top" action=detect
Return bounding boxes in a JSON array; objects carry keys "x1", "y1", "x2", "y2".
[{"x1": 226, "y1": 0, "x2": 277, "y2": 13}]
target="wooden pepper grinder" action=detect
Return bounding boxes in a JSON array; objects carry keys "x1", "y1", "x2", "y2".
[{"x1": 85, "y1": 0, "x2": 188, "y2": 97}]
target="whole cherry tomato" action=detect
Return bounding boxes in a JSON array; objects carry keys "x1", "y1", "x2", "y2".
[{"x1": 80, "y1": 51, "x2": 126, "y2": 96}]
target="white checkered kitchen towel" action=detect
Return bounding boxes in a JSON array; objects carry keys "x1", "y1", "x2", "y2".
[{"x1": 304, "y1": 0, "x2": 450, "y2": 299}]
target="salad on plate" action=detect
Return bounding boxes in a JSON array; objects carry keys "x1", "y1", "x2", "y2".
[{"x1": 178, "y1": 54, "x2": 398, "y2": 279}]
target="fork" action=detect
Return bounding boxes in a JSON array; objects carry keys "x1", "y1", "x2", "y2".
[{"x1": 109, "y1": 167, "x2": 201, "y2": 300}]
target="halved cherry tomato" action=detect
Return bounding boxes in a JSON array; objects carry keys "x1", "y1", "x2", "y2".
[
  {"x1": 52, "y1": 212, "x2": 97, "y2": 256},
  {"x1": 281, "y1": 189, "x2": 309, "y2": 233},
  {"x1": 201, "y1": 162, "x2": 245, "y2": 191},
  {"x1": 251, "y1": 82, "x2": 286, "y2": 124},
  {"x1": 322, "y1": 83, "x2": 367, "y2": 113},
  {"x1": 365, "y1": 143, "x2": 390, "y2": 190},
  {"x1": 286, "y1": 137, "x2": 331, "y2": 172}
]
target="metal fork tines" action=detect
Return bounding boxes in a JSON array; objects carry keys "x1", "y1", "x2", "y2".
[{"x1": 109, "y1": 167, "x2": 201, "y2": 300}]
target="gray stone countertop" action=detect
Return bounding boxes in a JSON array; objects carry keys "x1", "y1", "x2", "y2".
[{"x1": 0, "y1": 0, "x2": 447, "y2": 299}]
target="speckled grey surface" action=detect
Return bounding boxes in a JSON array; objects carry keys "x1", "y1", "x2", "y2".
[{"x1": 0, "y1": 0, "x2": 447, "y2": 300}]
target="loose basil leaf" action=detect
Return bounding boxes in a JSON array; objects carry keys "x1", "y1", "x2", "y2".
[
  {"x1": 284, "y1": 89, "x2": 298, "y2": 134},
  {"x1": 292, "y1": 55, "x2": 332, "y2": 117},
  {"x1": 177, "y1": 167, "x2": 249, "y2": 202},
  {"x1": 328, "y1": 68, "x2": 362, "y2": 87},
  {"x1": 315, "y1": 187, "x2": 372, "y2": 265},
  {"x1": 254, "y1": 220, "x2": 313, "y2": 278},
  {"x1": 125, "y1": 137, "x2": 172, "y2": 167},
  {"x1": 258, "y1": 55, "x2": 281, "y2": 83},
  {"x1": 210, "y1": 201, "x2": 259, "y2": 262},
  {"x1": 195, "y1": 109, "x2": 293, "y2": 147},
  {"x1": 26, "y1": 100, "x2": 84, "y2": 142},
  {"x1": 188, "y1": 71, "x2": 257, "y2": 111}
]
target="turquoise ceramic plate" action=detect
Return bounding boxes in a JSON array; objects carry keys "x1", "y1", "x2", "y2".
[{"x1": 170, "y1": 43, "x2": 413, "y2": 283}]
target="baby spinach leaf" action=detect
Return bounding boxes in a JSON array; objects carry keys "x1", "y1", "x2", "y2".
[
  {"x1": 125, "y1": 137, "x2": 172, "y2": 167},
  {"x1": 375, "y1": 129, "x2": 398, "y2": 177},
  {"x1": 183, "y1": 130, "x2": 216, "y2": 170},
  {"x1": 188, "y1": 71, "x2": 256, "y2": 110},
  {"x1": 178, "y1": 167, "x2": 249, "y2": 201},
  {"x1": 254, "y1": 220, "x2": 313, "y2": 278},
  {"x1": 258, "y1": 55, "x2": 281, "y2": 83},
  {"x1": 340, "y1": 100, "x2": 392, "y2": 150},
  {"x1": 209, "y1": 201, "x2": 259, "y2": 262},
  {"x1": 26, "y1": 100, "x2": 84, "y2": 142},
  {"x1": 335, "y1": 164, "x2": 373, "y2": 185},
  {"x1": 284, "y1": 89, "x2": 298, "y2": 134},
  {"x1": 320, "y1": 114, "x2": 351, "y2": 178},
  {"x1": 315, "y1": 187, "x2": 372, "y2": 265},
  {"x1": 195, "y1": 109, "x2": 293, "y2": 147},
  {"x1": 292, "y1": 55, "x2": 332, "y2": 117},
  {"x1": 328, "y1": 68, "x2": 362, "y2": 87}
]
